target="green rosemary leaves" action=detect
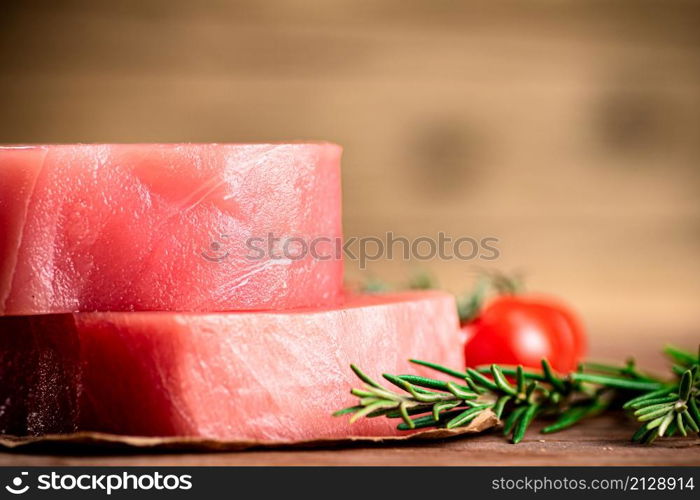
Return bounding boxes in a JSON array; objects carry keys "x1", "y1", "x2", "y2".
[{"x1": 335, "y1": 344, "x2": 700, "y2": 445}]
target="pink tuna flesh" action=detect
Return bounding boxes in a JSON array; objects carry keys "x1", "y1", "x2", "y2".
[
  {"x1": 0, "y1": 143, "x2": 343, "y2": 314},
  {"x1": 0, "y1": 291, "x2": 462, "y2": 441}
]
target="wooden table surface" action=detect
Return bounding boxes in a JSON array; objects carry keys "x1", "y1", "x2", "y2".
[{"x1": 2, "y1": 413, "x2": 698, "y2": 467}]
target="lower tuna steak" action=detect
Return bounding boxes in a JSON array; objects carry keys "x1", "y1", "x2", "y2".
[
  {"x1": 0, "y1": 291, "x2": 461, "y2": 441},
  {"x1": 0, "y1": 143, "x2": 343, "y2": 314}
]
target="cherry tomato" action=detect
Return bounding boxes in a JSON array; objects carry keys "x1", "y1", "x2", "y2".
[{"x1": 462, "y1": 294, "x2": 586, "y2": 373}]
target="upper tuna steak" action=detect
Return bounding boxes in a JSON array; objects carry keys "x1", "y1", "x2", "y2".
[{"x1": 0, "y1": 143, "x2": 343, "y2": 314}]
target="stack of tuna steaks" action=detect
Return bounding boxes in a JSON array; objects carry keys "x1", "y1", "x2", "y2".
[{"x1": 0, "y1": 144, "x2": 461, "y2": 442}]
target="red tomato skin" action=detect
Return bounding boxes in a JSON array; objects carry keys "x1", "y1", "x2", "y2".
[{"x1": 462, "y1": 295, "x2": 586, "y2": 373}]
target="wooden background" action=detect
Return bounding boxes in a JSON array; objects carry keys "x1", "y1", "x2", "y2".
[{"x1": 1, "y1": 0, "x2": 698, "y2": 357}]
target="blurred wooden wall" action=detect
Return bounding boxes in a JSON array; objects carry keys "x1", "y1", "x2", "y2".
[{"x1": 1, "y1": 0, "x2": 698, "y2": 353}]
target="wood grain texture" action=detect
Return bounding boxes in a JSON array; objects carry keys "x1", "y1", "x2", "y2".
[
  {"x1": 1, "y1": 414, "x2": 698, "y2": 466},
  {"x1": 1, "y1": 1, "x2": 699, "y2": 342}
]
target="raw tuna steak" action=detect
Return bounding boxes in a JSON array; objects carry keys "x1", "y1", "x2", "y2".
[
  {"x1": 0, "y1": 143, "x2": 343, "y2": 314},
  {"x1": 0, "y1": 291, "x2": 462, "y2": 441}
]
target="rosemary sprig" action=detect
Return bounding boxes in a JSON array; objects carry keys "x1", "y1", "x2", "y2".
[{"x1": 335, "y1": 344, "x2": 700, "y2": 445}]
